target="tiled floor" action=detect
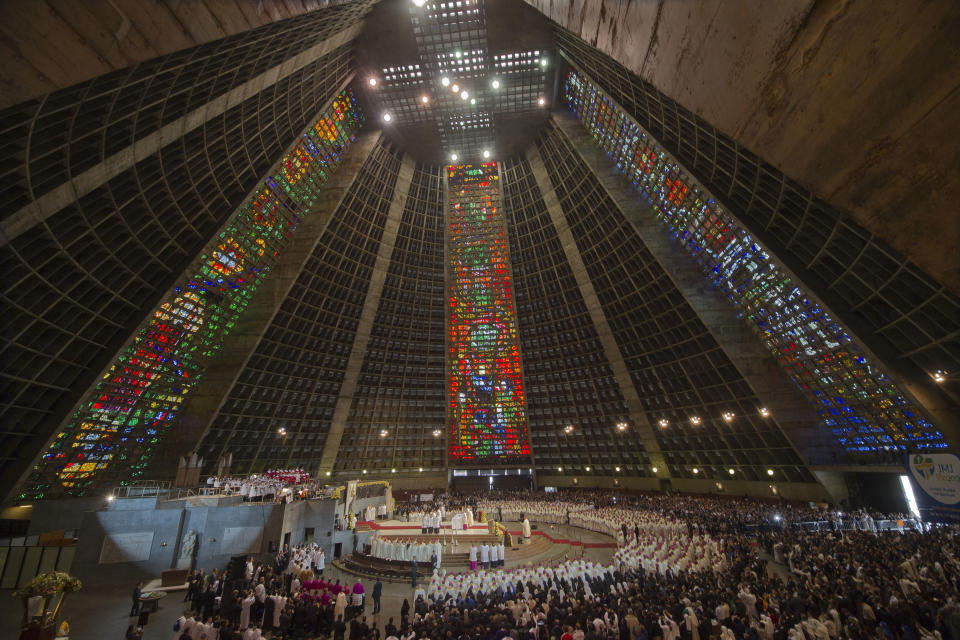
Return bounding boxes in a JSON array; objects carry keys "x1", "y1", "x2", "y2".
[{"x1": 0, "y1": 523, "x2": 614, "y2": 640}]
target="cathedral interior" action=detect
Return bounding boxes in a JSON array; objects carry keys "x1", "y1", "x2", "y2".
[{"x1": 0, "y1": 0, "x2": 958, "y2": 631}]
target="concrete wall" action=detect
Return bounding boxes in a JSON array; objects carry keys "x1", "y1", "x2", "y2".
[{"x1": 526, "y1": 0, "x2": 960, "y2": 294}]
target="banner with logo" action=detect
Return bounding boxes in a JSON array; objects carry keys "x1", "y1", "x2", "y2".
[{"x1": 906, "y1": 453, "x2": 960, "y2": 522}]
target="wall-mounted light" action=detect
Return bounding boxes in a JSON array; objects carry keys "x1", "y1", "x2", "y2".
[
  {"x1": 441, "y1": 76, "x2": 451, "y2": 87},
  {"x1": 450, "y1": 153, "x2": 458, "y2": 162},
  {"x1": 382, "y1": 113, "x2": 392, "y2": 122},
  {"x1": 692, "y1": 468, "x2": 699, "y2": 474},
  {"x1": 491, "y1": 79, "x2": 500, "y2": 89},
  {"x1": 368, "y1": 77, "x2": 377, "y2": 87},
  {"x1": 538, "y1": 98, "x2": 545, "y2": 106},
  {"x1": 421, "y1": 95, "x2": 429, "y2": 104},
  {"x1": 482, "y1": 150, "x2": 491, "y2": 159}
]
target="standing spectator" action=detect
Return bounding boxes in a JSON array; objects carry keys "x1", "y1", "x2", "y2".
[
  {"x1": 130, "y1": 581, "x2": 142, "y2": 617},
  {"x1": 372, "y1": 579, "x2": 383, "y2": 614}
]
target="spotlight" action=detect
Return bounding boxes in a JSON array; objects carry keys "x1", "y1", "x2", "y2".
[
  {"x1": 759, "y1": 407, "x2": 770, "y2": 417},
  {"x1": 451, "y1": 83, "x2": 460, "y2": 93},
  {"x1": 482, "y1": 149, "x2": 491, "y2": 159},
  {"x1": 538, "y1": 98, "x2": 545, "y2": 106},
  {"x1": 325, "y1": 471, "x2": 331, "y2": 477},
  {"x1": 651, "y1": 466, "x2": 658, "y2": 473},
  {"x1": 540, "y1": 58, "x2": 548, "y2": 67},
  {"x1": 441, "y1": 76, "x2": 451, "y2": 87},
  {"x1": 692, "y1": 468, "x2": 699, "y2": 474},
  {"x1": 368, "y1": 77, "x2": 377, "y2": 87},
  {"x1": 557, "y1": 467, "x2": 563, "y2": 472},
  {"x1": 107, "y1": 494, "x2": 115, "y2": 502},
  {"x1": 391, "y1": 468, "x2": 396, "y2": 473},
  {"x1": 491, "y1": 79, "x2": 500, "y2": 89},
  {"x1": 722, "y1": 412, "x2": 734, "y2": 422},
  {"x1": 419, "y1": 467, "x2": 423, "y2": 472},
  {"x1": 421, "y1": 95, "x2": 429, "y2": 104},
  {"x1": 615, "y1": 466, "x2": 621, "y2": 472},
  {"x1": 450, "y1": 153, "x2": 458, "y2": 162},
  {"x1": 412, "y1": 0, "x2": 426, "y2": 6},
  {"x1": 470, "y1": 98, "x2": 476, "y2": 105},
  {"x1": 658, "y1": 419, "x2": 669, "y2": 428},
  {"x1": 362, "y1": 469, "x2": 367, "y2": 474},
  {"x1": 690, "y1": 416, "x2": 701, "y2": 425},
  {"x1": 380, "y1": 429, "x2": 389, "y2": 437},
  {"x1": 616, "y1": 422, "x2": 628, "y2": 431},
  {"x1": 563, "y1": 425, "x2": 574, "y2": 434},
  {"x1": 382, "y1": 113, "x2": 392, "y2": 122},
  {"x1": 461, "y1": 90, "x2": 469, "y2": 100},
  {"x1": 585, "y1": 466, "x2": 591, "y2": 471},
  {"x1": 433, "y1": 429, "x2": 442, "y2": 437},
  {"x1": 933, "y1": 370, "x2": 948, "y2": 383},
  {"x1": 728, "y1": 468, "x2": 735, "y2": 475}
]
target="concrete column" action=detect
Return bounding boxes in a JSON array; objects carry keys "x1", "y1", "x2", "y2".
[
  {"x1": 318, "y1": 156, "x2": 417, "y2": 473},
  {"x1": 552, "y1": 112, "x2": 837, "y2": 468},
  {"x1": 525, "y1": 144, "x2": 669, "y2": 479},
  {"x1": 1, "y1": 22, "x2": 365, "y2": 246},
  {"x1": 154, "y1": 130, "x2": 384, "y2": 473}
]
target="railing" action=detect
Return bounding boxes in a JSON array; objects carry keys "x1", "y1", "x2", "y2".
[
  {"x1": 745, "y1": 517, "x2": 924, "y2": 533},
  {"x1": 111, "y1": 480, "x2": 172, "y2": 498}
]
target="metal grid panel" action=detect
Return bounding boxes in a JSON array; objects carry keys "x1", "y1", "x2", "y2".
[
  {"x1": 337, "y1": 163, "x2": 448, "y2": 474},
  {"x1": 536, "y1": 124, "x2": 813, "y2": 484},
  {"x1": 0, "y1": 2, "x2": 375, "y2": 217},
  {"x1": 199, "y1": 140, "x2": 402, "y2": 475},
  {"x1": 502, "y1": 156, "x2": 650, "y2": 476},
  {"x1": 555, "y1": 28, "x2": 959, "y2": 401}
]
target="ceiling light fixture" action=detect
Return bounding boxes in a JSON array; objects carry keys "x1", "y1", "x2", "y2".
[
  {"x1": 382, "y1": 113, "x2": 392, "y2": 122},
  {"x1": 658, "y1": 419, "x2": 669, "y2": 428},
  {"x1": 767, "y1": 469, "x2": 775, "y2": 476},
  {"x1": 491, "y1": 79, "x2": 500, "y2": 89},
  {"x1": 451, "y1": 83, "x2": 460, "y2": 93},
  {"x1": 563, "y1": 425, "x2": 574, "y2": 434},
  {"x1": 538, "y1": 97, "x2": 545, "y2": 106},
  {"x1": 651, "y1": 466, "x2": 658, "y2": 473},
  {"x1": 412, "y1": 0, "x2": 426, "y2": 6},
  {"x1": 759, "y1": 407, "x2": 770, "y2": 417},
  {"x1": 419, "y1": 467, "x2": 423, "y2": 472},
  {"x1": 368, "y1": 77, "x2": 377, "y2": 87},
  {"x1": 722, "y1": 412, "x2": 735, "y2": 422},
  {"x1": 450, "y1": 153, "x2": 458, "y2": 162},
  {"x1": 615, "y1": 466, "x2": 621, "y2": 472},
  {"x1": 461, "y1": 90, "x2": 469, "y2": 100},
  {"x1": 728, "y1": 468, "x2": 735, "y2": 475},
  {"x1": 482, "y1": 150, "x2": 491, "y2": 159},
  {"x1": 690, "y1": 416, "x2": 701, "y2": 425},
  {"x1": 433, "y1": 429, "x2": 442, "y2": 437},
  {"x1": 585, "y1": 466, "x2": 591, "y2": 471},
  {"x1": 379, "y1": 429, "x2": 389, "y2": 437},
  {"x1": 616, "y1": 422, "x2": 627, "y2": 431},
  {"x1": 692, "y1": 468, "x2": 699, "y2": 474},
  {"x1": 421, "y1": 95, "x2": 429, "y2": 104},
  {"x1": 933, "y1": 370, "x2": 948, "y2": 383},
  {"x1": 441, "y1": 76, "x2": 451, "y2": 87},
  {"x1": 540, "y1": 58, "x2": 548, "y2": 67},
  {"x1": 470, "y1": 98, "x2": 476, "y2": 105}
]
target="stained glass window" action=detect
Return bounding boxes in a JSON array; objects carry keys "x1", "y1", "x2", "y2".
[
  {"x1": 20, "y1": 90, "x2": 364, "y2": 499},
  {"x1": 565, "y1": 71, "x2": 945, "y2": 455},
  {"x1": 447, "y1": 162, "x2": 531, "y2": 463}
]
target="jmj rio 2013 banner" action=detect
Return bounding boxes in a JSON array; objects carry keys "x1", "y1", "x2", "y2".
[{"x1": 906, "y1": 453, "x2": 960, "y2": 523}]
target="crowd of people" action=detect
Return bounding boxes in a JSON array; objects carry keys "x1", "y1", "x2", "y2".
[
  {"x1": 202, "y1": 471, "x2": 325, "y2": 502},
  {"x1": 161, "y1": 488, "x2": 957, "y2": 640}
]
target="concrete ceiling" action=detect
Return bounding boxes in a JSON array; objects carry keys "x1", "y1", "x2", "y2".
[{"x1": 523, "y1": 0, "x2": 960, "y2": 296}]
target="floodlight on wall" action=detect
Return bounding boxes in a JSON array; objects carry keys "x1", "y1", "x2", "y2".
[
  {"x1": 470, "y1": 98, "x2": 476, "y2": 105},
  {"x1": 419, "y1": 467, "x2": 423, "y2": 472},
  {"x1": 616, "y1": 422, "x2": 627, "y2": 431},
  {"x1": 651, "y1": 466, "x2": 658, "y2": 473},
  {"x1": 722, "y1": 412, "x2": 735, "y2": 422},
  {"x1": 692, "y1": 468, "x2": 699, "y2": 474},
  {"x1": 461, "y1": 90, "x2": 469, "y2": 100},
  {"x1": 482, "y1": 150, "x2": 490, "y2": 159},
  {"x1": 540, "y1": 58, "x2": 548, "y2": 67},
  {"x1": 380, "y1": 429, "x2": 389, "y2": 437},
  {"x1": 452, "y1": 83, "x2": 460, "y2": 93},
  {"x1": 391, "y1": 468, "x2": 396, "y2": 473},
  {"x1": 362, "y1": 469, "x2": 367, "y2": 474},
  {"x1": 382, "y1": 113, "x2": 392, "y2": 122},
  {"x1": 933, "y1": 370, "x2": 948, "y2": 383},
  {"x1": 557, "y1": 467, "x2": 563, "y2": 472},
  {"x1": 759, "y1": 407, "x2": 770, "y2": 417},
  {"x1": 615, "y1": 466, "x2": 621, "y2": 472},
  {"x1": 442, "y1": 76, "x2": 451, "y2": 87},
  {"x1": 690, "y1": 416, "x2": 701, "y2": 425},
  {"x1": 728, "y1": 468, "x2": 735, "y2": 475},
  {"x1": 421, "y1": 95, "x2": 429, "y2": 104},
  {"x1": 433, "y1": 429, "x2": 442, "y2": 437},
  {"x1": 767, "y1": 469, "x2": 774, "y2": 476},
  {"x1": 658, "y1": 419, "x2": 669, "y2": 428},
  {"x1": 585, "y1": 466, "x2": 591, "y2": 471},
  {"x1": 491, "y1": 79, "x2": 500, "y2": 89},
  {"x1": 450, "y1": 153, "x2": 458, "y2": 162},
  {"x1": 563, "y1": 425, "x2": 573, "y2": 434},
  {"x1": 325, "y1": 471, "x2": 331, "y2": 477},
  {"x1": 538, "y1": 98, "x2": 545, "y2": 106}
]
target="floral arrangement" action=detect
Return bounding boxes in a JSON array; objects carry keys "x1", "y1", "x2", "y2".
[{"x1": 12, "y1": 571, "x2": 81, "y2": 629}]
